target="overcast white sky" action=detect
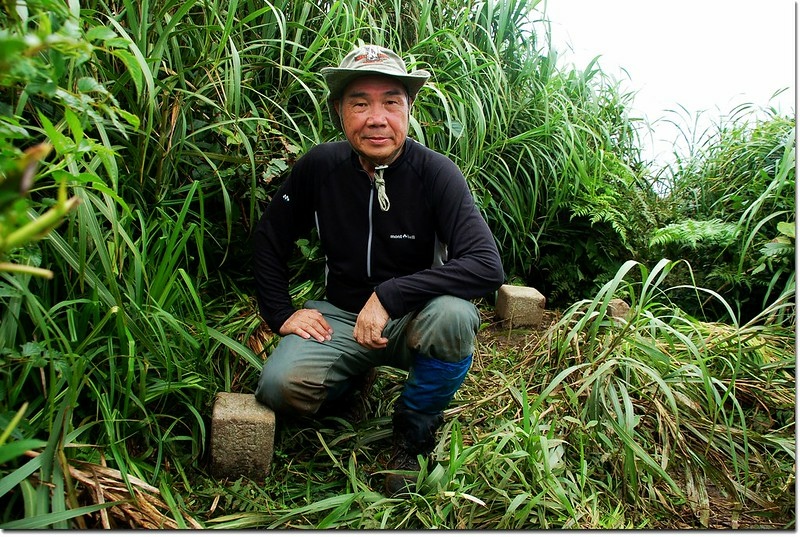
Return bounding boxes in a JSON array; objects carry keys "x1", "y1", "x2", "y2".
[{"x1": 539, "y1": 0, "x2": 796, "y2": 165}]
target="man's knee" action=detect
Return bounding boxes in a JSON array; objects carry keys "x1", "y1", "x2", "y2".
[
  {"x1": 255, "y1": 357, "x2": 326, "y2": 416},
  {"x1": 407, "y1": 296, "x2": 480, "y2": 360}
]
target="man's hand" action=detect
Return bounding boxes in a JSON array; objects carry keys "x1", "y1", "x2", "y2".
[
  {"x1": 279, "y1": 308, "x2": 333, "y2": 342},
  {"x1": 354, "y1": 292, "x2": 390, "y2": 349}
]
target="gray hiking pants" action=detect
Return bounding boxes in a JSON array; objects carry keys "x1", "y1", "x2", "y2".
[{"x1": 254, "y1": 295, "x2": 480, "y2": 416}]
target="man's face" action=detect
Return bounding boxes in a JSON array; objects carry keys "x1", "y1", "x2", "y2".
[{"x1": 336, "y1": 75, "x2": 410, "y2": 170}]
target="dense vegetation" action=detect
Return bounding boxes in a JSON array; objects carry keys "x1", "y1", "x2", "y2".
[{"x1": 0, "y1": 0, "x2": 794, "y2": 529}]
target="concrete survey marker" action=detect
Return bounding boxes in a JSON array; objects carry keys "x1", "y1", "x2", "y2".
[
  {"x1": 211, "y1": 392, "x2": 275, "y2": 480},
  {"x1": 495, "y1": 284, "x2": 546, "y2": 328}
]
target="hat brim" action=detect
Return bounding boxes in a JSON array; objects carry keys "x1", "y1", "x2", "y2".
[{"x1": 322, "y1": 66, "x2": 430, "y2": 101}]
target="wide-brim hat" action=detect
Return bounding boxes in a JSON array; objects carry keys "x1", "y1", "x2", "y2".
[{"x1": 321, "y1": 44, "x2": 430, "y2": 130}]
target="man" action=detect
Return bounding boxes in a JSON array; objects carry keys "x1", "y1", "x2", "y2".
[{"x1": 253, "y1": 43, "x2": 504, "y2": 496}]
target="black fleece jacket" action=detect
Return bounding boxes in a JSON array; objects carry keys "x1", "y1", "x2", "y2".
[{"x1": 253, "y1": 138, "x2": 504, "y2": 333}]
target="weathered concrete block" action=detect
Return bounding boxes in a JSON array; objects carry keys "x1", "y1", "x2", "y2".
[
  {"x1": 211, "y1": 392, "x2": 275, "y2": 480},
  {"x1": 495, "y1": 284, "x2": 546, "y2": 328}
]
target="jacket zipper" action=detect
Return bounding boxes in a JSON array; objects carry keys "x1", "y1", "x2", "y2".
[
  {"x1": 366, "y1": 186, "x2": 375, "y2": 278},
  {"x1": 366, "y1": 165, "x2": 388, "y2": 279}
]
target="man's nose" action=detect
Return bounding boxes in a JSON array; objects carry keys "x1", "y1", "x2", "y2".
[{"x1": 365, "y1": 107, "x2": 387, "y2": 125}]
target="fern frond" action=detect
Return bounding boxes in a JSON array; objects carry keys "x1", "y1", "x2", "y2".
[{"x1": 649, "y1": 219, "x2": 739, "y2": 249}]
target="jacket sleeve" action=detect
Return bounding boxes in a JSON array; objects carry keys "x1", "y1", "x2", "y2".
[
  {"x1": 374, "y1": 158, "x2": 505, "y2": 318},
  {"x1": 252, "y1": 157, "x2": 316, "y2": 332}
]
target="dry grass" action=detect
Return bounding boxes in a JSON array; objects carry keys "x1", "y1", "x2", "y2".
[{"x1": 22, "y1": 451, "x2": 202, "y2": 529}]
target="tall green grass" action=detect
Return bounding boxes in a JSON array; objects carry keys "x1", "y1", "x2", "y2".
[
  {"x1": 0, "y1": 0, "x2": 794, "y2": 529},
  {"x1": 546, "y1": 259, "x2": 794, "y2": 517},
  {"x1": 651, "y1": 105, "x2": 795, "y2": 322},
  {"x1": 0, "y1": 1, "x2": 261, "y2": 526}
]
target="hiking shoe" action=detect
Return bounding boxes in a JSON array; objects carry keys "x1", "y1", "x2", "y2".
[
  {"x1": 382, "y1": 402, "x2": 444, "y2": 496},
  {"x1": 384, "y1": 445, "x2": 422, "y2": 497}
]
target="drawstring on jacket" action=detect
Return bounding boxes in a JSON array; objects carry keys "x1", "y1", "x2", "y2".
[{"x1": 373, "y1": 165, "x2": 390, "y2": 212}]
